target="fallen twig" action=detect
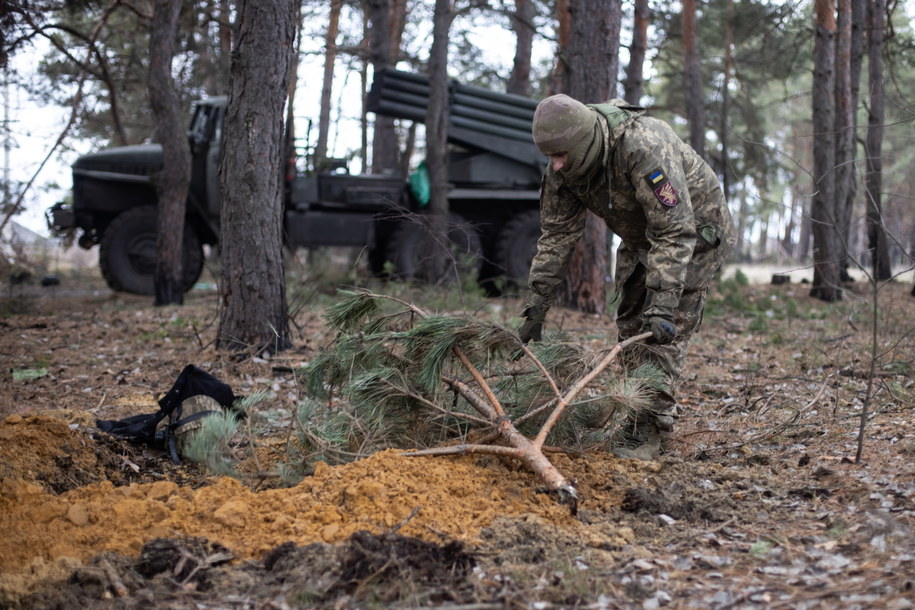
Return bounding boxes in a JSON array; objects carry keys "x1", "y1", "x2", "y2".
[
  {"x1": 100, "y1": 557, "x2": 128, "y2": 598},
  {"x1": 388, "y1": 506, "x2": 421, "y2": 535}
]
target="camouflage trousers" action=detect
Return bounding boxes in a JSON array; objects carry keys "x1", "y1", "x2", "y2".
[{"x1": 614, "y1": 243, "x2": 730, "y2": 426}]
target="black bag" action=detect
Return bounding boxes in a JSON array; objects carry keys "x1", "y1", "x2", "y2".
[{"x1": 96, "y1": 365, "x2": 236, "y2": 463}]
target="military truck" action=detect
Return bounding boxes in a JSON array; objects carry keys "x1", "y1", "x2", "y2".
[{"x1": 47, "y1": 69, "x2": 546, "y2": 295}]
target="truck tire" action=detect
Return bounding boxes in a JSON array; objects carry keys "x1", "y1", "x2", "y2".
[
  {"x1": 99, "y1": 206, "x2": 204, "y2": 295},
  {"x1": 385, "y1": 213, "x2": 482, "y2": 284},
  {"x1": 494, "y1": 210, "x2": 541, "y2": 284}
]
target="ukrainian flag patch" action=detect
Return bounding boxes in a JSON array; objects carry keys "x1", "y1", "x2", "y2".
[{"x1": 644, "y1": 168, "x2": 679, "y2": 206}]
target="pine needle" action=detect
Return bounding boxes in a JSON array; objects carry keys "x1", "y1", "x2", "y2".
[
  {"x1": 323, "y1": 289, "x2": 382, "y2": 331},
  {"x1": 181, "y1": 412, "x2": 240, "y2": 475},
  {"x1": 300, "y1": 290, "x2": 657, "y2": 465}
]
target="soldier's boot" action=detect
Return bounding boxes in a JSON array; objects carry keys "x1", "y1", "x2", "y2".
[{"x1": 612, "y1": 412, "x2": 674, "y2": 461}]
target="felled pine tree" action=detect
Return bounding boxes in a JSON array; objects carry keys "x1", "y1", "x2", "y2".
[{"x1": 300, "y1": 289, "x2": 661, "y2": 512}]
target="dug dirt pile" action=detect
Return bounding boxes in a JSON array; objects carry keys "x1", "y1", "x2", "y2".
[
  {"x1": 0, "y1": 414, "x2": 104, "y2": 493},
  {"x1": 0, "y1": 414, "x2": 646, "y2": 602}
]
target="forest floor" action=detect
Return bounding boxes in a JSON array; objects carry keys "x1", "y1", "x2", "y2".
[{"x1": 0, "y1": 261, "x2": 913, "y2": 609}]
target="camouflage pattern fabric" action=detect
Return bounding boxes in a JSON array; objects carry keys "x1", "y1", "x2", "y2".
[
  {"x1": 156, "y1": 394, "x2": 222, "y2": 453},
  {"x1": 527, "y1": 99, "x2": 736, "y2": 420}
]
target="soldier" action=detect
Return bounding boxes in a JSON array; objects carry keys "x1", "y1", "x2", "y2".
[{"x1": 519, "y1": 94, "x2": 736, "y2": 460}]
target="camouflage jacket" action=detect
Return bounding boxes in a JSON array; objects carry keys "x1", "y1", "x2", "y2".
[{"x1": 528, "y1": 101, "x2": 735, "y2": 319}]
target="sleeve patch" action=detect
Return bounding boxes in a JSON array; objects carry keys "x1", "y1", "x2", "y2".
[{"x1": 645, "y1": 169, "x2": 679, "y2": 207}]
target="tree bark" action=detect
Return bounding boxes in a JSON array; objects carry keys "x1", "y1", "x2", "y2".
[
  {"x1": 424, "y1": 0, "x2": 452, "y2": 282},
  {"x1": 623, "y1": 0, "x2": 648, "y2": 105},
  {"x1": 367, "y1": 0, "x2": 399, "y2": 174},
  {"x1": 315, "y1": 0, "x2": 342, "y2": 168},
  {"x1": 735, "y1": 191, "x2": 748, "y2": 261},
  {"x1": 720, "y1": 0, "x2": 734, "y2": 201},
  {"x1": 864, "y1": 0, "x2": 891, "y2": 280},
  {"x1": 555, "y1": 0, "x2": 621, "y2": 314},
  {"x1": 285, "y1": 4, "x2": 303, "y2": 186},
  {"x1": 845, "y1": 0, "x2": 866, "y2": 259},
  {"x1": 781, "y1": 185, "x2": 799, "y2": 258},
  {"x1": 550, "y1": 0, "x2": 571, "y2": 95},
  {"x1": 148, "y1": 0, "x2": 191, "y2": 306},
  {"x1": 810, "y1": 0, "x2": 842, "y2": 301},
  {"x1": 833, "y1": 0, "x2": 854, "y2": 280},
  {"x1": 507, "y1": 0, "x2": 535, "y2": 97},
  {"x1": 389, "y1": 0, "x2": 408, "y2": 54},
  {"x1": 196, "y1": 0, "x2": 232, "y2": 95},
  {"x1": 217, "y1": 0, "x2": 295, "y2": 353},
  {"x1": 682, "y1": 0, "x2": 705, "y2": 158},
  {"x1": 561, "y1": 0, "x2": 620, "y2": 101}
]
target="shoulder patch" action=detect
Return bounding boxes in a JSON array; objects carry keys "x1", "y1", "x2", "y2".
[{"x1": 645, "y1": 169, "x2": 679, "y2": 207}]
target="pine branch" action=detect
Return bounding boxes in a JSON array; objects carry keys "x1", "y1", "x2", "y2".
[
  {"x1": 534, "y1": 332, "x2": 652, "y2": 447},
  {"x1": 300, "y1": 289, "x2": 655, "y2": 513}
]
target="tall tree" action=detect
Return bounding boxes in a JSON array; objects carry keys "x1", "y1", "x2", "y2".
[
  {"x1": 367, "y1": 0, "x2": 400, "y2": 174},
  {"x1": 719, "y1": 0, "x2": 734, "y2": 201},
  {"x1": 194, "y1": 0, "x2": 232, "y2": 96},
  {"x1": 833, "y1": 0, "x2": 855, "y2": 280},
  {"x1": 148, "y1": 0, "x2": 191, "y2": 306},
  {"x1": 623, "y1": 0, "x2": 649, "y2": 105},
  {"x1": 864, "y1": 0, "x2": 891, "y2": 280},
  {"x1": 550, "y1": 0, "x2": 571, "y2": 94},
  {"x1": 841, "y1": 0, "x2": 866, "y2": 269},
  {"x1": 424, "y1": 0, "x2": 452, "y2": 281},
  {"x1": 554, "y1": 0, "x2": 622, "y2": 314},
  {"x1": 682, "y1": 0, "x2": 705, "y2": 157},
  {"x1": 217, "y1": 0, "x2": 296, "y2": 353},
  {"x1": 315, "y1": 0, "x2": 343, "y2": 168},
  {"x1": 810, "y1": 0, "x2": 842, "y2": 301},
  {"x1": 507, "y1": 0, "x2": 535, "y2": 96}
]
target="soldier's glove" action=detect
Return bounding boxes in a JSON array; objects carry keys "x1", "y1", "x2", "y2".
[
  {"x1": 644, "y1": 316, "x2": 677, "y2": 345},
  {"x1": 518, "y1": 307, "x2": 545, "y2": 344},
  {"x1": 518, "y1": 296, "x2": 548, "y2": 344}
]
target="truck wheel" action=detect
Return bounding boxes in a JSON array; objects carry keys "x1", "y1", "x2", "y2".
[
  {"x1": 385, "y1": 213, "x2": 482, "y2": 284},
  {"x1": 494, "y1": 210, "x2": 541, "y2": 284},
  {"x1": 99, "y1": 206, "x2": 204, "y2": 295}
]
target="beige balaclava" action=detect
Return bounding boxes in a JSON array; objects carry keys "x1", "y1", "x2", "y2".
[{"x1": 531, "y1": 94, "x2": 603, "y2": 185}]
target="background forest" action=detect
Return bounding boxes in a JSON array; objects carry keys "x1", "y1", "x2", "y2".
[{"x1": 3, "y1": 0, "x2": 914, "y2": 267}]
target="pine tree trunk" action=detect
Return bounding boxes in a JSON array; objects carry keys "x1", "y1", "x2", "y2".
[
  {"x1": 424, "y1": 0, "x2": 452, "y2": 282},
  {"x1": 865, "y1": 0, "x2": 892, "y2": 281},
  {"x1": 217, "y1": 0, "x2": 295, "y2": 353},
  {"x1": 315, "y1": 0, "x2": 342, "y2": 168},
  {"x1": 810, "y1": 0, "x2": 842, "y2": 301},
  {"x1": 781, "y1": 187, "x2": 799, "y2": 258},
  {"x1": 799, "y1": 208, "x2": 813, "y2": 262},
  {"x1": 720, "y1": 0, "x2": 734, "y2": 200},
  {"x1": 551, "y1": 0, "x2": 571, "y2": 95},
  {"x1": 682, "y1": 0, "x2": 705, "y2": 158},
  {"x1": 845, "y1": 0, "x2": 866, "y2": 259},
  {"x1": 556, "y1": 0, "x2": 621, "y2": 314},
  {"x1": 368, "y1": 0, "x2": 399, "y2": 174},
  {"x1": 623, "y1": 0, "x2": 648, "y2": 105},
  {"x1": 288, "y1": 5, "x2": 303, "y2": 169},
  {"x1": 735, "y1": 191, "x2": 748, "y2": 261},
  {"x1": 507, "y1": 0, "x2": 535, "y2": 97},
  {"x1": 148, "y1": 0, "x2": 191, "y2": 306},
  {"x1": 833, "y1": 0, "x2": 854, "y2": 280}
]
